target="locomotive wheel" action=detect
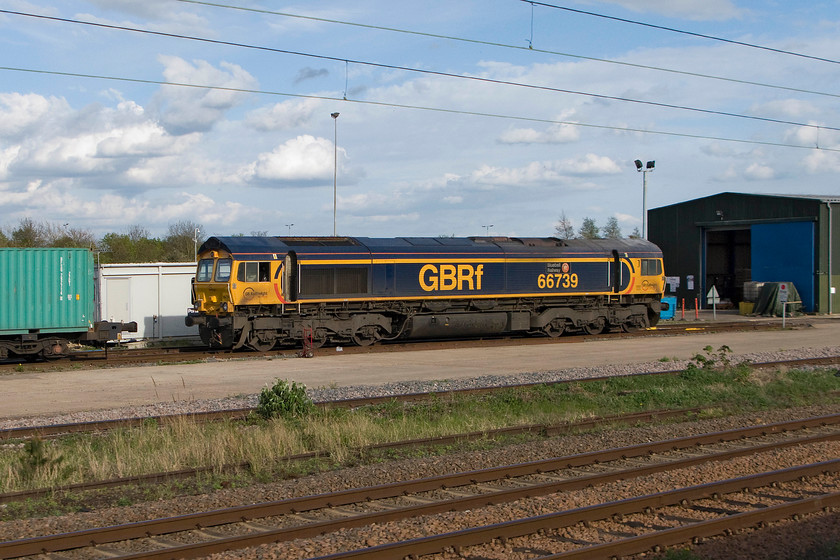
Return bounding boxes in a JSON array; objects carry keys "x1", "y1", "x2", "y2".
[
  {"x1": 308, "y1": 329, "x2": 328, "y2": 349},
  {"x1": 582, "y1": 318, "x2": 605, "y2": 335},
  {"x1": 352, "y1": 325, "x2": 382, "y2": 347},
  {"x1": 42, "y1": 339, "x2": 69, "y2": 360},
  {"x1": 543, "y1": 321, "x2": 565, "y2": 338},
  {"x1": 247, "y1": 333, "x2": 276, "y2": 352},
  {"x1": 621, "y1": 315, "x2": 649, "y2": 333}
]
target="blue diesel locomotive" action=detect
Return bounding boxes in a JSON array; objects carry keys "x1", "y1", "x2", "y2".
[
  {"x1": 185, "y1": 236, "x2": 665, "y2": 351},
  {"x1": 186, "y1": 237, "x2": 665, "y2": 351}
]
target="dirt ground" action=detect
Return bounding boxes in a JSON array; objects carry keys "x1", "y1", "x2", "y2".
[{"x1": 1, "y1": 314, "x2": 838, "y2": 419}]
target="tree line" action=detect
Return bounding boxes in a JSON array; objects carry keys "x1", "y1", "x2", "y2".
[
  {"x1": 0, "y1": 218, "x2": 204, "y2": 263},
  {"x1": 554, "y1": 211, "x2": 641, "y2": 240},
  {"x1": 2, "y1": 213, "x2": 640, "y2": 264}
]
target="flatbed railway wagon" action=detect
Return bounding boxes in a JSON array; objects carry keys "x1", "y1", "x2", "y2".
[
  {"x1": 0, "y1": 248, "x2": 137, "y2": 359},
  {"x1": 186, "y1": 236, "x2": 666, "y2": 351}
]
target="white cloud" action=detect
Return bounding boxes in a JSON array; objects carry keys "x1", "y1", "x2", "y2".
[
  {"x1": 153, "y1": 56, "x2": 257, "y2": 135},
  {"x1": 246, "y1": 99, "x2": 322, "y2": 132},
  {"x1": 743, "y1": 162, "x2": 776, "y2": 180},
  {"x1": 471, "y1": 162, "x2": 562, "y2": 186},
  {"x1": 615, "y1": 212, "x2": 640, "y2": 225},
  {"x1": 439, "y1": 154, "x2": 623, "y2": 191},
  {"x1": 366, "y1": 213, "x2": 420, "y2": 223},
  {"x1": 80, "y1": 1, "x2": 212, "y2": 34},
  {"x1": 750, "y1": 99, "x2": 820, "y2": 119},
  {"x1": 0, "y1": 146, "x2": 21, "y2": 181},
  {"x1": 714, "y1": 161, "x2": 777, "y2": 182},
  {"x1": 0, "y1": 93, "x2": 69, "y2": 139},
  {"x1": 784, "y1": 123, "x2": 840, "y2": 150},
  {"x1": 498, "y1": 123, "x2": 580, "y2": 144},
  {"x1": 1, "y1": 95, "x2": 201, "y2": 186},
  {"x1": 803, "y1": 150, "x2": 840, "y2": 174},
  {"x1": 563, "y1": 153, "x2": 622, "y2": 175},
  {"x1": 244, "y1": 135, "x2": 342, "y2": 183}
]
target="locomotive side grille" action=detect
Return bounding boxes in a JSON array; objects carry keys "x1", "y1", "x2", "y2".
[
  {"x1": 300, "y1": 267, "x2": 369, "y2": 296},
  {"x1": 335, "y1": 267, "x2": 368, "y2": 294}
]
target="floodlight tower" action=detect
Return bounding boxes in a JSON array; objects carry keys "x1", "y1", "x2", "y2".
[{"x1": 634, "y1": 159, "x2": 655, "y2": 239}]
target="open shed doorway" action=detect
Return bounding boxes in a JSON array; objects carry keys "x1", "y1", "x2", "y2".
[{"x1": 704, "y1": 228, "x2": 751, "y2": 306}]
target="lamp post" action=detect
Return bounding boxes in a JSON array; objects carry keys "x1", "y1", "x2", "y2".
[
  {"x1": 634, "y1": 159, "x2": 655, "y2": 239},
  {"x1": 482, "y1": 224, "x2": 494, "y2": 235},
  {"x1": 193, "y1": 227, "x2": 200, "y2": 262},
  {"x1": 285, "y1": 223, "x2": 294, "y2": 235},
  {"x1": 331, "y1": 112, "x2": 340, "y2": 237}
]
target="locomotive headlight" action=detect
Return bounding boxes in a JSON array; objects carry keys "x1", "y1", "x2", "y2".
[{"x1": 221, "y1": 302, "x2": 229, "y2": 312}]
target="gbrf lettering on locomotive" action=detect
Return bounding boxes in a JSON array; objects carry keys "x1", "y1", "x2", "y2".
[
  {"x1": 419, "y1": 263, "x2": 484, "y2": 291},
  {"x1": 186, "y1": 236, "x2": 665, "y2": 351}
]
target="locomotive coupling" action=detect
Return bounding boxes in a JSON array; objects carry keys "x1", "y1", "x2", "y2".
[{"x1": 185, "y1": 313, "x2": 206, "y2": 327}]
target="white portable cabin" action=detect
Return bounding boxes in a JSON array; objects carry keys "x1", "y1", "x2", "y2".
[{"x1": 95, "y1": 262, "x2": 197, "y2": 340}]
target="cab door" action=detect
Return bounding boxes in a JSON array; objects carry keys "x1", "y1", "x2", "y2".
[{"x1": 285, "y1": 252, "x2": 298, "y2": 302}]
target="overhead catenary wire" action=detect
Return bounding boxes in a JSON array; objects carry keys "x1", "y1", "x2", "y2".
[
  {"x1": 525, "y1": 0, "x2": 840, "y2": 66},
  {"x1": 2, "y1": 64, "x2": 838, "y2": 154},
  {"x1": 2, "y1": 9, "x2": 839, "y2": 134},
  {"x1": 172, "y1": 0, "x2": 840, "y2": 101}
]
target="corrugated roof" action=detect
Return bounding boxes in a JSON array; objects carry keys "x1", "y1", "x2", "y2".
[{"x1": 762, "y1": 193, "x2": 840, "y2": 203}]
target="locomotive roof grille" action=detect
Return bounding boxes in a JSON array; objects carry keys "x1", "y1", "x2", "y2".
[{"x1": 279, "y1": 237, "x2": 360, "y2": 247}]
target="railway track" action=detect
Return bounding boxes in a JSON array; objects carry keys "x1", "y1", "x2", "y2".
[
  {"x1": 3, "y1": 354, "x2": 838, "y2": 443},
  {"x1": 0, "y1": 408, "x2": 698, "y2": 505},
  {"x1": 2, "y1": 413, "x2": 836, "y2": 559},
  {"x1": 324, "y1": 462, "x2": 839, "y2": 560},
  {"x1": 0, "y1": 318, "x2": 807, "y2": 372}
]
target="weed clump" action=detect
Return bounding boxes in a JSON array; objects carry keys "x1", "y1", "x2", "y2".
[
  {"x1": 256, "y1": 379, "x2": 314, "y2": 420},
  {"x1": 16, "y1": 437, "x2": 70, "y2": 484}
]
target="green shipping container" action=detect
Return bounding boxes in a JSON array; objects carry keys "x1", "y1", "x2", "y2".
[{"x1": 0, "y1": 248, "x2": 94, "y2": 335}]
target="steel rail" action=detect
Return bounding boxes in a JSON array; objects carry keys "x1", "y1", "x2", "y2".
[
  {"x1": 2, "y1": 414, "x2": 837, "y2": 559},
  {"x1": 0, "y1": 408, "x2": 254, "y2": 441},
  {"x1": 0, "y1": 408, "x2": 697, "y2": 505},
  {"x1": 307, "y1": 461, "x2": 840, "y2": 560}
]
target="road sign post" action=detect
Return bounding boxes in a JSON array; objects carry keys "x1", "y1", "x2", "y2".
[
  {"x1": 706, "y1": 286, "x2": 720, "y2": 320},
  {"x1": 779, "y1": 283, "x2": 789, "y2": 327}
]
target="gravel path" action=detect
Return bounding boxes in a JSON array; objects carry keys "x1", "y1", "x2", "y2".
[{"x1": 1, "y1": 344, "x2": 838, "y2": 430}]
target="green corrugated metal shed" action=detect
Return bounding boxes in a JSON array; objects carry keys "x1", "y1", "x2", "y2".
[
  {"x1": 648, "y1": 193, "x2": 839, "y2": 314},
  {"x1": 0, "y1": 248, "x2": 94, "y2": 334}
]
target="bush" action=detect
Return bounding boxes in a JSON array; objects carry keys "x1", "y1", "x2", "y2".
[{"x1": 256, "y1": 379, "x2": 314, "y2": 420}]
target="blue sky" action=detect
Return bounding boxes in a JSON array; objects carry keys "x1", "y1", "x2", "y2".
[{"x1": 1, "y1": 0, "x2": 839, "y2": 240}]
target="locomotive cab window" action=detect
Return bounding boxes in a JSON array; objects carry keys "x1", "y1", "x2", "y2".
[
  {"x1": 214, "y1": 258, "x2": 232, "y2": 282},
  {"x1": 237, "y1": 262, "x2": 271, "y2": 282},
  {"x1": 640, "y1": 259, "x2": 662, "y2": 276},
  {"x1": 196, "y1": 259, "x2": 214, "y2": 282}
]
